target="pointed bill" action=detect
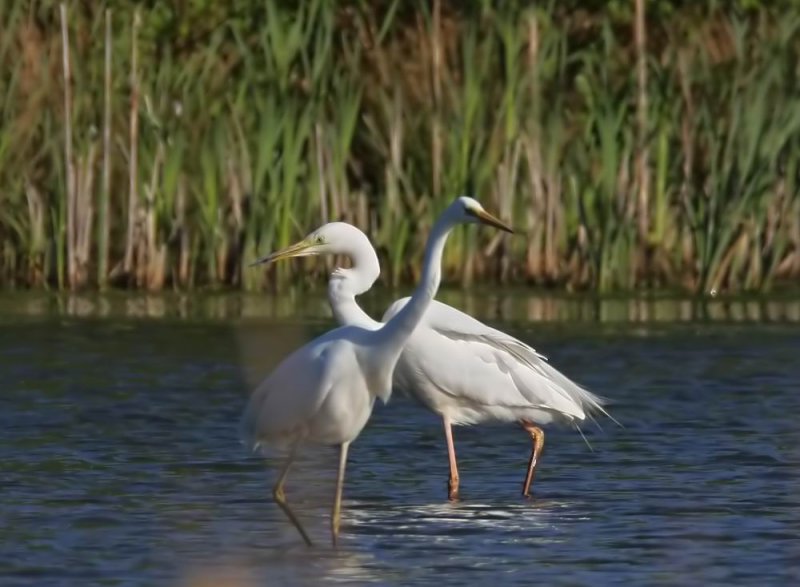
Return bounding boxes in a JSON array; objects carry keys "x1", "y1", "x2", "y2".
[
  {"x1": 472, "y1": 208, "x2": 514, "y2": 233},
  {"x1": 249, "y1": 239, "x2": 314, "y2": 267}
]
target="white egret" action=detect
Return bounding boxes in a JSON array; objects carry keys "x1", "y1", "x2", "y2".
[
  {"x1": 241, "y1": 196, "x2": 512, "y2": 546},
  {"x1": 267, "y1": 222, "x2": 611, "y2": 501}
]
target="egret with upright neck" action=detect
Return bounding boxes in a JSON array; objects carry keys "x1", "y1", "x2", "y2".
[
  {"x1": 262, "y1": 213, "x2": 612, "y2": 501},
  {"x1": 241, "y1": 196, "x2": 512, "y2": 545}
]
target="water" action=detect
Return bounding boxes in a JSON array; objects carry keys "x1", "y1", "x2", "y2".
[{"x1": 1, "y1": 293, "x2": 799, "y2": 586}]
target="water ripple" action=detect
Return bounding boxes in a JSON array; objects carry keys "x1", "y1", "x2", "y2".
[{"x1": 0, "y1": 318, "x2": 798, "y2": 586}]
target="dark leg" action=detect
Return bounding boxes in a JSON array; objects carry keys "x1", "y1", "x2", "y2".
[
  {"x1": 331, "y1": 441, "x2": 350, "y2": 547},
  {"x1": 272, "y1": 444, "x2": 313, "y2": 546}
]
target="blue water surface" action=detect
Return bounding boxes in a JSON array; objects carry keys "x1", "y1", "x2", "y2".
[{"x1": 1, "y1": 295, "x2": 798, "y2": 586}]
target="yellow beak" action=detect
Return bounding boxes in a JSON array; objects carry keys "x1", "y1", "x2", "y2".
[
  {"x1": 473, "y1": 208, "x2": 514, "y2": 233},
  {"x1": 249, "y1": 239, "x2": 315, "y2": 267}
]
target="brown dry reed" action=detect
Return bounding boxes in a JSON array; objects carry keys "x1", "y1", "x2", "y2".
[{"x1": 1, "y1": 1, "x2": 799, "y2": 293}]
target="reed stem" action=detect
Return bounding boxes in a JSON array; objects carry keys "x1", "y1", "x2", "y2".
[{"x1": 98, "y1": 8, "x2": 112, "y2": 288}]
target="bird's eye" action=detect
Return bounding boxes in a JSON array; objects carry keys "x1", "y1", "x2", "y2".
[{"x1": 316, "y1": 236, "x2": 324, "y2": 244}]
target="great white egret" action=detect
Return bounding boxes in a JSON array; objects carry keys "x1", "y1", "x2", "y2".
[
  {"x1": 265, "y1": 222, "x2": 611, "y2": 501},
  {"x1": 241, "y1": 196, "x2": 512, "y2": 546}
]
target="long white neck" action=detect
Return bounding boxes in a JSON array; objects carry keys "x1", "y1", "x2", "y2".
[
  {"x1": 371, "y1": 212, "x2": 453, "y2": 358},
  {"x1": 329, "y1": 283, "x2": 379, "y2": 329},
  {"x1": 327, "y1": 245, "x2": 382, "y2": 330}
]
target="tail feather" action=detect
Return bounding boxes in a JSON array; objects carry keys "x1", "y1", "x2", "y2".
[{"x1": 515, "y1": 345, "x2": 617, "y2": 426}]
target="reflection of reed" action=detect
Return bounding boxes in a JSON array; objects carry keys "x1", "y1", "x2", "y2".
[
  {"x1": 179, "y1": 567, "x2": 256, "y2": 587},
  {"x1": 235, "y1": 323, "x2": 318, "y2": 392},
  {"x1": 178, "y1": 547, "x2": 387, "y2": 587},
  {"x1": 5, "y1": 291, "x2": 799, "y2": 325}
]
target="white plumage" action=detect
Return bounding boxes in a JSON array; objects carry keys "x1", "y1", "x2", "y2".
[
  {"x1": 241, "y1": 327, "x2": 378, "y2": 449},
  {"x1": 275, "y1": 221, "x2": 611, "y2": 500},
  {"x1": 383, "y1": 297, "x2": 605, "y2": 426},
  {"x1": 241, "y1": 196, "x2": 513, "y2": 545}
]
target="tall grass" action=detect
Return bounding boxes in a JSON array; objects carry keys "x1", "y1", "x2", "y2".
[{"x1": 1, "y1": 1, "x2": 799, "y2": 293}]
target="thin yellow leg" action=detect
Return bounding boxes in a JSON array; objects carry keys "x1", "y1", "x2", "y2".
[
  {"x1": 272, "y1": 444, "x2": 313, "y2": 546},
  {"x1": 331, "y1": 441, "x2": 350, "y2": 547},
  {"x1": 520, "y1": 422, "x2": 545, "y2": 498},
  {"x1": 443, "y1": 417, "x2": 460, "y2": 501}
]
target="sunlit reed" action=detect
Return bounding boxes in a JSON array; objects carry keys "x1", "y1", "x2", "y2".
[{"x1": 0, "y1": 3, "x2": 798, "y2": 293}]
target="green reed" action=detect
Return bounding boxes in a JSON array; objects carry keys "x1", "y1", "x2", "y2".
[{"x1": 1, "y1": 1, "x2": 799, "y2": 293}]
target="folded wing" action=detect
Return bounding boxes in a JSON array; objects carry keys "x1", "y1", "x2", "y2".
[{"x1": 383, "y1": 298, "x2": 609, "y2": 423}]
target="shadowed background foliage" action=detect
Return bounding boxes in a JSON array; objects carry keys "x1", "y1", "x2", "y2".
[{"x1": 2, "y1": 0, "x2": 800, "y2": 293}]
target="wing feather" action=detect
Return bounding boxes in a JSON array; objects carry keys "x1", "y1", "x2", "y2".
[
  {"x1": 385, "y1": 298, "x2": 611, "y2": 422},
  {"x1": 240, "y1": 337, "x2": 340, "y2": 449}
]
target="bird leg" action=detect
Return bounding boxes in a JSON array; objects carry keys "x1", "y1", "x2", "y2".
[
  {"x1": 443, "y1": 417, "x2": 460, "y2": 501},
  {"x1": 520, "y1": 422, "x2": 545, "y2": 498},
  {"x1": 331, "y1": 441, "x2": 350, "y2": 547},
  {"x1": 272, "y1": 444, "x2": 313, "y2": 546}
]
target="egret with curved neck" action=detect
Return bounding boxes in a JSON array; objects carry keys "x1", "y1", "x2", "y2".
[
  {"x1": 241, "y1": 196, "x2": 511, "y2": 546},
  {"x1": 263, "y1": 216, "x2": 612, "y2": 501}
]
